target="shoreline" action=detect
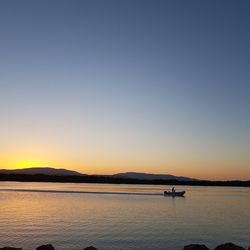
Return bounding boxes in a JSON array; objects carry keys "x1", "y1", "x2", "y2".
[{"x1": 0, "y1": 174, "x2": 250, "y2": 187}]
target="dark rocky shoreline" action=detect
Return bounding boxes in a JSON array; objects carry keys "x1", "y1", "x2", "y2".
[
  {"x1": 1, "y1": 242, "x2": 250, "y2": 250},
  {"x1": 1, "y1": 173, "x2": 250, "y2": 187}
]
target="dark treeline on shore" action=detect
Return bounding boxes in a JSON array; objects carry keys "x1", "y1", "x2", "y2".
[{"x1": 0, "y1": 174, "x2": 250, "y2": 187}]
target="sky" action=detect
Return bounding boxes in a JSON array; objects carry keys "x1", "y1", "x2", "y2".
[{"x1": 0, "y1": 0, "x2": 250, "y2": 180}]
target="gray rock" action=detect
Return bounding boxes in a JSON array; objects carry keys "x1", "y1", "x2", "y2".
[
  {"x1": 183, "y1": 244, "x2": 210, "y2": 250},
  {"x1": 214, "y1": 243, "x2": 245, "y2": 250},
  {"x1": 36, "y1": 245, "x2": 55, "y2": 250},
  {"x1": 0, "y1": 248, "x2": 22, "y2": 250},
  {"x1": 83, "y1": 247, "x2": 99, "y2": 250}
]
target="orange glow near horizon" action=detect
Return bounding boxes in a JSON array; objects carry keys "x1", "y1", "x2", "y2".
[
  {"x1": 1, "y1": 157, "x2": 249, "y2": 181},
  {"x1": 11, "y1": 161, "x2": 48, "y2": 170},
  {"x1": 0, "y1": 149, "x2": 249, "y2": 181},
  {"x1": 0, "y1": 156, "x2": 54, "y2": 170}
]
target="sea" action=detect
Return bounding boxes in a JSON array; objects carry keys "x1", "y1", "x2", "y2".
[{"x1": 0, "y1": 182, "x2": 249, "y2": 250}]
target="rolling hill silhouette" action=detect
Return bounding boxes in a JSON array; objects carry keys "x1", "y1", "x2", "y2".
[
  {"x1": 113, "y1": 172, "x2": 196, "y2": 181},
  {"x1": 0, "y1": 167, "x2": 83, "y2": 176}
]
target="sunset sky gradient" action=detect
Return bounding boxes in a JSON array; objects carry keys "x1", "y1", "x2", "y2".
[{"x1": 1, "y1": 0, "x2": 250, "y2": 180}]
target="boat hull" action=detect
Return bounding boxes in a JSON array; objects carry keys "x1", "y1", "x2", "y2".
[{"x1": 164, "y1": 191, "x2": 185, "y2": 197}]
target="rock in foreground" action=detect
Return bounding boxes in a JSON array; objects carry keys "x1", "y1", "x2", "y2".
[
  {"x1": 214, "y1": 243, "x2": 245, "y2": 250},
  {"x1": 183, "y1": 244, "x2": 210, "y2": 250},
  {"x1": 36, "y1": 245, "x2": 55, "y2": 250},
  {"x1": 0, "y1": 248, "x2": 22, "y2": 250},
  {"x1": 83, "y1": 247, "x2": 99, "y2": 250}
]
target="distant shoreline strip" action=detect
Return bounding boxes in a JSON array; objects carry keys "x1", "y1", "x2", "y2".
[{"x1": 0, "y1": 188, "x2": 162, "y2": 196}]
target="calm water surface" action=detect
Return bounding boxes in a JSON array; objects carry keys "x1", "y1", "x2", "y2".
[{"x1": 0, "y1": 182, "x2": 249, "y2": 250}]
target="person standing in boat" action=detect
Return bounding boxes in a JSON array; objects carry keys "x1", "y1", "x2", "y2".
[{"x1": 172, "y1": 187, "x2": 175, "y2": 193}]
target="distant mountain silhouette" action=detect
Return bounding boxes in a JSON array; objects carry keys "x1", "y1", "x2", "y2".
[
  {"x1": 0, "y1": 167, "x2": 83, "y2": 176},
  {"x1": 0, "y1": 167, "x2": 249, "y2": 186},
  {"x1": 113, "y1": 172, "x2": 197, "y2": 181},
  {"x1": 0, "y1": 168, "x2": 197, "y2": 181}
]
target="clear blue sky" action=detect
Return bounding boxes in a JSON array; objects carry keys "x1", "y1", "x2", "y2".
[{"x1": 0, "y1": 0, "x2": 249, "y2": 180}]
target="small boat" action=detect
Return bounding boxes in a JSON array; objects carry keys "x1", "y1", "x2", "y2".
[{"x1": 164, "y1": 191, "x2": 185, "y2": 197}]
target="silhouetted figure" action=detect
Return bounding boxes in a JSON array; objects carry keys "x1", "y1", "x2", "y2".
[{"x1": 172, "y1": 187, "x2": 175, "y2": 193}]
